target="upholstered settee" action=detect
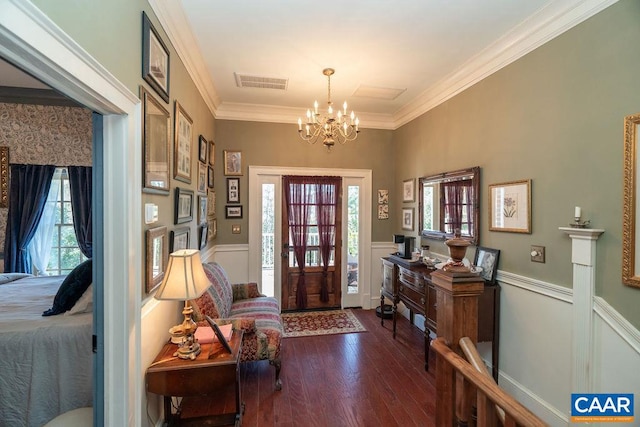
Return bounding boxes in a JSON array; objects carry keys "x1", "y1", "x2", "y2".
[{"x1": 191, "y1": 262, "x2": 283, "y2": 390}]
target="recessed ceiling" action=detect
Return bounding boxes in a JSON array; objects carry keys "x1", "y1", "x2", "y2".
[{"x1": 150, "y1": 0, "x2": 614, "y2": 129}]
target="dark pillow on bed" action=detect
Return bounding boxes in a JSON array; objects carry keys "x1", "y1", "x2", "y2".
[{"x1": 42, "y1": 259, "x2": 92, "y2": 316}]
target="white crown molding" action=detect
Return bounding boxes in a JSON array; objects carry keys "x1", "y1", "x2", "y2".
[
  {"x1": 148, "y1": 0, "x2": 220, "y2": 117},
  {"x1": 393, "y1": 0, "x2": 619, "y2": 128},
  {"x1": 151, "y1": 0, "x2": 617, "y2": 130}
]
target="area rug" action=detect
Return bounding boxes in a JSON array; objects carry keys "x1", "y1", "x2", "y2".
[{"x1": 282, "y1": 309, "x2": 367, "y2": 338}]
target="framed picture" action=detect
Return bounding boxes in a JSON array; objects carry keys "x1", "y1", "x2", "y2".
[
  {"x1": 170, "y1": 227, "x2": 190, "y2": 253},
  {"x1": 403, "y1": 179, "x2": 415, "y2": 202},
  {"x1": 197, "y1": 163, "x2": 207, "y2": 194},
  {"x1": 141, "y1": 12, "x2": 169, "y2": 103},
  {"x1": 0, "y1": 146, "x2": 7, "y2": 208},
  {"x1": 198, "y1": 195, "x2": 207, "y2": 225},
  {"x1": 402, "y1": 207, "x2": 414, "y2": 231},
  {"x1": 207, "y1": 190, "x2": 216, "y2": 218},
  {"x1": 198, "y1": 135, "x2": 207, "y2": 163},
  {"x1": 174, "y1": 101, "x2": 193, "y2": 183},
  {"x1": 489, "y1": 179, "x2": 532, "y2": 233},
  {"x1": 225, "y1": 205, "x2": 243, "y2": 219},
  {"x1": 474, "y1": 246, "x2": 501, "y2": 285},
  {"x1": 208, "y1": 218, "x2": 217, "y2": 240},
  {"x1": 146, "y1": 226, "x2": 168, "y2": 293},
  {"x1": 208, "y1": 166, "x2": 214, "y2": 188},
  {"x1": 140, "y1": 86, "x2": 170, "y2": 194},
  {"x1": 377, "y1": 189, "x2": 389, "y2": 205},
  {"x1": 227, "y1": 178, "x2": 240, "y2": 203},
  {"x1": 224, "y1": 150, "x2": 242, "y2": 176},
  {"x1": 174, "y1": 187, "x2": 194, "y2": 224},
  {"x1": 209, "y1": 140, "x2": 215, "y2": 166},
  {"x1": 378, "y1": 204, "x2": 389, "y2": 220},
  {"x1": 199, "y1": 224, "x2": 208, "y2": 249}
]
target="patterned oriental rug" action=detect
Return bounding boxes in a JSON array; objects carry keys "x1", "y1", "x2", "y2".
[{"x1": 281, "y1": 309, "x2": 367, "y2": 338}]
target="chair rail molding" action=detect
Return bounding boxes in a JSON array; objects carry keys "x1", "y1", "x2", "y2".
[{"x1": 559, "y1": 227, "x2": 605, "y2": 394}]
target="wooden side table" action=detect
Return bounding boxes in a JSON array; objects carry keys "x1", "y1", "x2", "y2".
[{"x1": 146, "y1": 330, "x2": 244, "y2": 426}]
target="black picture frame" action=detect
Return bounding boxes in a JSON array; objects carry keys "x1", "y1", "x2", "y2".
[
  {"x1": 473, "y1": 246, "x2": 501, "y2": 284},
  {"x1": 225, "y1": 205, "x2": 243, "y2": 219},
  {"x1": 205, "y1": 315, "x2": 233, "y2": 353},
  {"x1": 199, "y1": 224, "x2": 208, "y2": 249},
  {"x1": 142, "y1": 12, "x2": 170, "y2": 103},
  {"x1": 198, "y1": 135, "x2": 207, "y2": 163},
  {"x1": 208, "y1": 166, "x2": 214, "y2": 188},
  {"x1": 174, "y1": 187, "x2": 194, "y2": 224},
  {"x1": 169, "y1": 227, "x2": 190, "y2": 253},
  {"x1": 227, "y1": 177, "x2": 239, "y2": 203}
]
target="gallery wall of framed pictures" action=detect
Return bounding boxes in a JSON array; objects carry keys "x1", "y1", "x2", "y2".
[{"x1": 140, "y1": 12, "x2": 218, "y2": 295}]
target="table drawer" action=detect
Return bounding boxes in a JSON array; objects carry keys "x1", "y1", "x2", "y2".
[
  {"x1": 399, "y1": 268, "x2": 425, "y2": 292},
  {"x1": 399, "y1": 283, "x2": 426, "y2": 314}
]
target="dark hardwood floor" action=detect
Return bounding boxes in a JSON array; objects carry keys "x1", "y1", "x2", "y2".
[{"x1": 180, "y1": 309, "x2": 436, "y2": 426}]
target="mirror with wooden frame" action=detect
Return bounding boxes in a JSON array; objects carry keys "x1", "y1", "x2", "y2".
[
  {"x1": 622, "y1": 113, "x2": 640, "y2": 288},
  {"x1": 418, "y1": 166, "x2": 480, "y2": 245}
]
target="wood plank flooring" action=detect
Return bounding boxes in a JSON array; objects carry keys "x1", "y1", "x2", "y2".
[{"x1": 179, "y1": 309, "x2": 436, "y2": 426}]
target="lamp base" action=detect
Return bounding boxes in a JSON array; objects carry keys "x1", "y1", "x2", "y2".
[{"x1": 174, "y1": 340, "x2": 201, "y2": 360}]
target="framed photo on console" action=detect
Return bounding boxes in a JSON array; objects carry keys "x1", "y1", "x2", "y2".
[{"x1": 473, "y1": 246, "x2": 500, "y2": 284}]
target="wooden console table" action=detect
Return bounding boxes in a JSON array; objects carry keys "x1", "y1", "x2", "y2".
[
  {"x1": 146, "y1": 330, "x2": 244, "y2": 426},
  {"x1": 380, "y1": 255, "x2": 500, "y2": 380}
]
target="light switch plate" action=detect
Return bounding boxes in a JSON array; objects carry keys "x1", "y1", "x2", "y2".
[
  {"x1": 145, "y1": 203, "x2": 158, "y2": 224},
  {"x1": 531, "y1": 245, "x2": 545, "y2": 263}
]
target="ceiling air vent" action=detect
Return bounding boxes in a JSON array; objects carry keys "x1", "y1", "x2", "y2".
[{"x1": 234, "y1": 73, "x2": 288, "y2": 90}]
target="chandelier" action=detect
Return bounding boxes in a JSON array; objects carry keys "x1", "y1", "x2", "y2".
[{"x1": 297, "y1": 68, "x2": 360, "y2": 150}]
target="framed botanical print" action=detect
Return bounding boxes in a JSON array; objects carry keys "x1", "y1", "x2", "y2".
[
  {"x1": 140, "y1": 86, "x2": 170, "y2": 194},
  {"x1": 489, "y1": 179, "x2": 532, "y2": 233},
  {"x1": 224, "y1": 150, "x2": 242, "y2": 176},
  {"x1": 402, "y1": 207, "x2": 414, "y2": 231},
  {"x1": 403, "y1": 179, "x2": 415, "y2": 202},
  {"x1": 170, "y1": 227, "x2": 190, "y2": 253},
  {"x1": 173, "y1": 101, "x2": 193, "y2": 183},
  {"x1": 146, "y1": 226, "x2": 167, "y2": 293},
  {"x1": 207, "y1": 189, "x2": 216, "y2": 218},
  {"x1": 142, "y1": 12, "x2": 170, "y2": 103},
  {"x1": 174, "y1": 187, "x2": 193, "y2": 224}
]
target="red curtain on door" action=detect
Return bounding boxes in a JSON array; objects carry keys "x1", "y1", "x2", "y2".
[
  {"x1": 284, "y1": 175, "x2": 341, "y2": 308},
  {"x1": 442, "y1": 180, "x2": 473, "y2": 234}
]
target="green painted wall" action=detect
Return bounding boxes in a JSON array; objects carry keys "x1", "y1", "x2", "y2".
[
  {"x1": 30, "y1": 0, "x2": 217, "y2": 277},
  {"x1": 214, "y1": 120, "x2": 395, "y2": 244},
  {"x1": 393, "y1": 0, "x2": 640, "y2": 327}
]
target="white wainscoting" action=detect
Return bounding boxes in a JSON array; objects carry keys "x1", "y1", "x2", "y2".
[{"x1": 209, "y1": 243, "x2": 640, "y2": 426}]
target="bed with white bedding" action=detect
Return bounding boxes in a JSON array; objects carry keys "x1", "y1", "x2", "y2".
[{"x1": 0, "y1": 274, "x2": 93, "y2": 427}]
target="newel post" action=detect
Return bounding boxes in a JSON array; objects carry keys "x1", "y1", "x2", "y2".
[{"x1": 559, "y1": 227, "x2": 604, "y2": 393}]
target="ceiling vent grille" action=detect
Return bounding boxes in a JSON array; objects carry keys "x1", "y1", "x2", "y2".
[{"x1": 234, "y1": 73, "x2": 288, "y2": 90}]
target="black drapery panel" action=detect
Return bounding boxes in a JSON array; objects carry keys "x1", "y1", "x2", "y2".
[
  {"x1": 3, "y1": 164, "x2": 55, "y2": 273},
  {"x1": 68, "y1": 166, "x2": 92, "y2": 258}
]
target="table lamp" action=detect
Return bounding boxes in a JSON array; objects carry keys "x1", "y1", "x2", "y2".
[{"x1": 154, "y1": 249, "x2": 210, "y2": 360}]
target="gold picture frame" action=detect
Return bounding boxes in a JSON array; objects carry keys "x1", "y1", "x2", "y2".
[
  {"x1": 489, "y1": 179, "x2": 532, "y2": 234},
  {"x1": 223, "y1": 150, "x2": 242, "y2": 176},
  {"x1": 146, "y1": 226, "x2": 168, "y2": 294},
  {"x1": 0, "y1": 146, "x2": 8, "y2": 208},
  {"x1": 623, "y1": 112, "x2": 640, "y2": 288}
]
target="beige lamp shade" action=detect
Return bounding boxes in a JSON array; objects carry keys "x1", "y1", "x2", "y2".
[{"x1": 154, "y1": 249, "x2": 210, "y2": 300}]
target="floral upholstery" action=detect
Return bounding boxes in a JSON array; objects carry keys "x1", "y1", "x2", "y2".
[{"x1": 191, "y1": 262, "x2": 283, "y2": 390}]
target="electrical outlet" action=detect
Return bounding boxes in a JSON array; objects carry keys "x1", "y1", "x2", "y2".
[{"x1": 531, "y1": 245, "x2": 545, "y2": 263}]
